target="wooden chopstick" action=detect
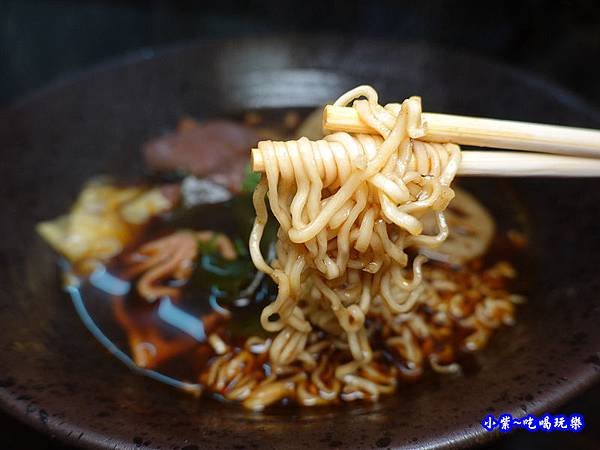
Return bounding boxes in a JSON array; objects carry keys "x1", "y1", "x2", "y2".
[
  {"x1": 459, "y1": 151, "x2": 600, "y2": 177},
  {"x1": 323, "y1": 105, "x2": 600, "y2": 159},
  {"x1": 251, "y1": 147, "x2": 600, "y2": 177}
]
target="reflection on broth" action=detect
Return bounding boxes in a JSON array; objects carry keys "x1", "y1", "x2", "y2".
[{"x1": 39, "y1": 101, "x2": 528, "y2": 411}]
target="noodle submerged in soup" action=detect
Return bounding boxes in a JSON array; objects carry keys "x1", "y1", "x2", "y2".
[{"x1": 39, "y1": 98, "x2": 528, "y2": 411}]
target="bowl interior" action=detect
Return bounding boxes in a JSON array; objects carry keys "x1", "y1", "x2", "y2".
[{"x1": 0, "y1": 38, "x2": 599, "y2": 450}]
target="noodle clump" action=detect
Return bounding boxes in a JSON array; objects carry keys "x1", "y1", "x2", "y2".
[{"x1": 249, "y1": 86, "x2": 463, "y2": 389}]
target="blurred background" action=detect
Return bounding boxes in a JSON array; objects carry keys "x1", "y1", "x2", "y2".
[
  {"x1": 2, "y1": 0, "x2": 600, "y2": 108},
  {"x1": 1, "y1": 0, "x2": 599, "y2": 449}
]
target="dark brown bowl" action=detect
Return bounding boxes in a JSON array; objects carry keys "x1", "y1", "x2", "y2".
[{"x1": 1, "y1": 37, "x2": 599, "y2": 450}]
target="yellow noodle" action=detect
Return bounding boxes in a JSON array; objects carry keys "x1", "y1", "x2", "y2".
[{"x1": 249, "y1": 85, "x2": 460, "y2": 382}]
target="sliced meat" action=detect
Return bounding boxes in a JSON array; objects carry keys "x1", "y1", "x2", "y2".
[{"x1": 144, "y1": 120, "x2": 258, "y2": 193}]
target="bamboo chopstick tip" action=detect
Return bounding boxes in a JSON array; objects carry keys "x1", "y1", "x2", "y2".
[
  {"x1": 321, "y1": 105, "x2": 331, "y2": 130},
  {"x1": 252, "y1": 147, "x2": 264, "y2": 172},
  {"x1": 322, "y1": 104, "x2": 334, "y2": 130},
  {"x1": 323, "y1": 104, "x2": 374, "y2": 134}
]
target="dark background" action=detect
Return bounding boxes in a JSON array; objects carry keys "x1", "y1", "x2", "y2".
[
  {"x1": 2, "y1": 0, "x2": 600, "y2": 108},
  {"x1": 1, "y1": 0, "x2": 599, "y2": 449}
]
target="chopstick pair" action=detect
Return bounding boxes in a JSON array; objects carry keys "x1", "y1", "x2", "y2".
[{"x1": 321, "y1": 105, "x2": 600, "y2": 177}]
